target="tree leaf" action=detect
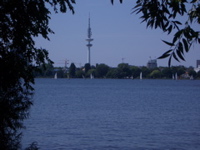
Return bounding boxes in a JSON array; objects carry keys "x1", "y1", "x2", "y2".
[
  {"x1": 175, "y1": 21, "x2": 182, "y2": 25},
  {"x1": 111, "y1": 0, "x2": 123, "y2": 4},
  {"x1": 158, "y1": 53, "x2": 170, "y2": 59},
  {"x1": 164, "y1": 21, "x2": 169, "y2": 29},
  {"x1": 168, "y1": 25, "x2": 173, "y2": 34},
  {"x1": 191, "y1": 0, "x2": 197, "y2": 3},
  {"x1": 182, "y1": 38, "x2": 189, "y2": 52},
  {"x1": 168, "y1": 55, "x2": 172, "y2": 67},
  {"x1": 178, "y1": 42, "x2": 184, "y2": 54},
  {"x1": 174, "y1": 30, "x2": 183, "y2": 38},
  {"x1": 172, "y1": 52, "x2": 180, "y2": 62},
  {"x1": 162, "y1": 40, "x2": 174, "y2": 46},
  {"x1": 172, "y1": 35, "x2": 178, "y2": 44},
  {"x1": 176, "y1": 49, "x2": 185, "y2": 61},
  {"x1": 158, "y1": 50, "x2": 172, "y2": 59}
]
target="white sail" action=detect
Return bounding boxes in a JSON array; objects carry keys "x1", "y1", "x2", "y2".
[
  {"x1": 175, "y1": 73, "x2": 178, "y2": 80},
  {"x1": 90, "y1": 73, "x2": 94, "y2": 79},
  {"x1": 54, "y1": 73, "x2": 57, "y2": 79},
  {"x1": 172, "y1": 74, "x2": 175, "y2": 80},
  {"x1": 140, "y1": 72, "x2": 142, "y2": 80}
]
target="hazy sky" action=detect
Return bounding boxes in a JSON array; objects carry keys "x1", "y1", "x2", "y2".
[{"x1": 35, "y1": 0, "x2": 200, "y2": 68}]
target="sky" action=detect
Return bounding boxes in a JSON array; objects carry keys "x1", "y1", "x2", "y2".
[{"x1": 35, "y1": 0, "x2": 200, "y2": 68}]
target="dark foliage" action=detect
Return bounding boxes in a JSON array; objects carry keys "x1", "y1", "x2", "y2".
[
  {"x1": 0, "y1": 0, "x2": 75, "y2": 149},
  {"x1": 69, "y1": 63, "x2": 76, "y2": 78},
  {"x1": 84, "y1": 63, "x2": 91, "y2": 74}
]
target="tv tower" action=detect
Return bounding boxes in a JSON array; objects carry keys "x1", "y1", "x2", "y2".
[{"x1": 86, "y1": 14, "x2": 93, "y2": 64}]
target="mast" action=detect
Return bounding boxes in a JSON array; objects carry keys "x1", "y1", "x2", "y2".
[{"x1": 86, "y1": 14, "x2": 94, "y2": 64}]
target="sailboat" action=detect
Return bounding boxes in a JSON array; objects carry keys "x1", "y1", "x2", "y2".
[
  {"x1": 140, "y1": 72, "x2": 142, "y2": 80},
  {"x1": 54, "y1": 72, "x2": 57, "y2": 79},
  {"x1": 130, "y1": 76, "x2": 133, "y2": 80},
  {"x1": 82, "y1": 75, "x2": 85, "y2": 79},
  {"x1": 172, "y1": 74, "x2": 175, "y2": 80},
  {"x1": 90, "y1": 73, "x2": 94, "y2": 79},
  {"x1": 175, "y1": 73, "x2": 178, "y2": 80}
]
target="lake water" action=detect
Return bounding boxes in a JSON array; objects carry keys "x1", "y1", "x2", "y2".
[{"x1": 22, "y1": 79, "x2": 200, "y2": 150}]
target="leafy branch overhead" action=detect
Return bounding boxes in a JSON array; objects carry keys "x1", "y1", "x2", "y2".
[
  {"x1": 113, "y1": 0, "x2": 200, "y2": 66},
  {"x1": 159, "y1": 25, "x2": 200, "y2": 66},
  {"x1": 46, "y1": 0, "x2": 76, "y2": 13}
]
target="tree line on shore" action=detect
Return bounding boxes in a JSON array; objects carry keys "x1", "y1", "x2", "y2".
[{"x1": 35, "y1": 63, "x2": 200, "y2": 79}]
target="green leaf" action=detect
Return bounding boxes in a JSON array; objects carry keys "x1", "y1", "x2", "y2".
[
  {"x1": 172, "y1": 52, "x2": 180, "y2": 62},
  {"x1": 175, "y1": 21, "x2": 182, "y2": 25},
  {"x1": 158, "y1": 50, "x2": 172, "y2": 59},
  {"x1": 168, "y1": 25, "x2": 173, "y2": 34},
  {"x1": 162, "y1": 40, "x2": 174, "y2": 46},
  {"x1": 178, "y1": 42, "x2": 184, "y2": 54},
  {"x1": 164, "y1": 21, "x2": 169, "y2": 29},
  {"x1": 176, "y1": 49, "x2": 185, "y2": 61},
  {"x1": 111, "y1": 0, "x2": 123, "y2": 4},
  {"x1": 182, "y1": 38, "x2": 189, "y2": 52},
  {"x1": 191, "y1": 0, "x2": 197, "y2": 3},
  {"x1": 174, "y1": 29, "x2": 183, "y2": 38},
  {"x1": 158, "y1": 53, "x2": 170, "y2": 59},
  {"x1": 168, "y1": 55, "x2": 172, "y2": 67},
  {"x1": 172, "y1": 35, "x2": 178, "y2": 44}
]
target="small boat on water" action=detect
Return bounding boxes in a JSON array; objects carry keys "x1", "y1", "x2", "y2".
[
  {"x1": 140, "y1": 72, "x2": 142, "y2": 80},
  {"x1": 175, "y1": 73, "x2": 178, "y2": 80},
  {"x1": 172, "y1": 74, "x2": 175, "y2": 80},
  {"x1": 90, "y1": 73, "x2": 94, "y2": 79},
  {"x1": 54, "y1": 73, "x2": 57, "y2": 79}
]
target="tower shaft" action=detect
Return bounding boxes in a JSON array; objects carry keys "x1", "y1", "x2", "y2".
[{"x1": 86, "y1": 15, "x2": 93, "y2": 64}]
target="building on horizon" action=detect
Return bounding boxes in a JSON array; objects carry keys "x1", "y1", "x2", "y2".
[
  {"x1": 147, "y1": 59, "x2": 157, "y2": 69},
  {"x1": 196, "y1": 60, "x2": 200, "y2": 68},
  {"x1": 194, "y1": 60, "x2": 200, "y2": 73}
]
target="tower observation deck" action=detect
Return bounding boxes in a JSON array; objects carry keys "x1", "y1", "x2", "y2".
[{"x1": 86, "y1": 15, "x2": 93, "y2": 64}]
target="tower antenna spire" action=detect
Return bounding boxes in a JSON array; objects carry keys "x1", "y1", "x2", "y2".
[
  {"x1": 88, "y1": 13, "x2": 92, "y2": 38},
  {"x1": 86, "y1": 13, "x2": 94, "y2": 64}
]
